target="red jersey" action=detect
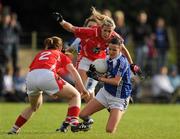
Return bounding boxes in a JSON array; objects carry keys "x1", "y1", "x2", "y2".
[
  {"x1": 29, "y1": 49, "x2": 72, "y2": 74},
  {"x1": 74, "y1": 26, "x2": 123, "y2": 61}
]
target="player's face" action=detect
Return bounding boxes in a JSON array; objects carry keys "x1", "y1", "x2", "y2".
[
  {"x1": 101, "y1": 25, "x2": 113, "y2": 40},
  {"x1": 108, "y1": 44, "x2": 121, "y2": 59}
]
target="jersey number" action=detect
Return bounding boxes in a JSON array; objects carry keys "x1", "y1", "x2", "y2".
[{"x1": 39, "y1": 52, "x2": 51, "y2": 60}]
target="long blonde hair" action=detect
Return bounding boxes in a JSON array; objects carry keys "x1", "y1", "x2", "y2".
[{"x1": 91, "y1": 7, "x2": 116, "y2": 29}]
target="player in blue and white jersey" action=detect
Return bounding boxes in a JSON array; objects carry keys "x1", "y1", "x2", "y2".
[{"x1": 79, "y1": 36, "x2": 132, "y2": 133}]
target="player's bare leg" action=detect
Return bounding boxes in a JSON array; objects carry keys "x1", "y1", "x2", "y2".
[
  {"x1": 79, "y1": 98, "x2": 104, "y2": 129},
  {"x1": 106, "y1": 108, "x2": 124, "y2": 133},
  {"x1": 8, "y1": 93, "x2": 43, "y2": 134},
  {"x1": 55, "y1": 83, "x2": 90, "y2": 132}
]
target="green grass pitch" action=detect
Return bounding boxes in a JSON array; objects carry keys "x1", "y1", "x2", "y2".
[{"x1": 0, "y1": 103, "x2": 180, "y2": 139}]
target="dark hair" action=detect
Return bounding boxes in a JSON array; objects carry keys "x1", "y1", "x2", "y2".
[{"x1": 109, "y1": 37, "x2": 123, "y2": 45}]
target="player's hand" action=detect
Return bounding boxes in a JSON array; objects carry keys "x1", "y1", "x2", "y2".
[
  {"x1": 130, "y1": 64, "x2": 142, "y2": 76},
  {"x1": 82, "y1": 94, "x2": 91, "y2": 102},
  {"x1": 81, "y1": 89, "x2": 90, "y2": 99},
  {"x1": 89, "y1": 64, "x2": 96, "y2": 72},
  {"x1": 130, "y1": 64, "x2": 145, "y2": 79},
  {"x1": 52, "y1": 12, "x2": 63, "y2": 22},
  {"x1": 86, "y1": 65, "x2": 100, "y2": 81},
  {"x1": 81, "y1": 91, "x2": 90, "y2": 100}
]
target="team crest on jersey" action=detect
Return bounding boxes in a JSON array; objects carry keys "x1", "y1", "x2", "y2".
[{"x1": 92, "y1": 44, "x2": 101, "y2": 53}]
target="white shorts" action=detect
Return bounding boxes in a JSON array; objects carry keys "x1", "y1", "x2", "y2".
[
  {"x1": 78, "y1": 57, "x2": 93, "y2": 71},
  {"x1": 95, "y1": 87, "x2": 130, "y2": 111},
  {"x1": 85, "y1": 77, "x2": 98, "y2": 93},
  {"x1": 26, "y1": 69, "x2": 64, "y2": 96}
]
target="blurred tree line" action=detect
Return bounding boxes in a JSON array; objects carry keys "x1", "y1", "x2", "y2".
[
  {"x1": 1, "y1": 0, "x2": 180, "y2": 70},
  {"x1": 2, "y1": 0, "x2": 179, "y2": 31}
]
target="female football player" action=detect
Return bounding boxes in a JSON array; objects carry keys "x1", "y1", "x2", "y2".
[
  {"x1": 53, "y1": 7, "x2": 136, "y2": 102},
  {"x1": 80, "y1": 37, "x2": 132, "y2": 133},
  {"x1": 8, "y1": 36, "x2": 90, "y2": 134},
  {"x1": 61, "y1": 17, "x2": 99, "y2": 88}
]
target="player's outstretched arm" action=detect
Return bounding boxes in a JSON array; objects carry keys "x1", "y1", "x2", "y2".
[
  {"x1": 121, "y1": 43, "x2": 133, "y2": 64},
  {"x1": 66, "y1": 63, "x2": 90, "y2": 97},
  {"x1": 52, "y1": 12, "x2": 76, "y2": 33}
]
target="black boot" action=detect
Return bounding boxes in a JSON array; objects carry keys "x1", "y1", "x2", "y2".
[
  {"x1": 56, "y1": 121, "x2": 69, "y2": 133},
  {"x1": 71, "y1": 123, "x2": 91, "y2": 132}
]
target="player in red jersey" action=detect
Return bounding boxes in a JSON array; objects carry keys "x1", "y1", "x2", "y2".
[{"x1": 8, "y1": 36, "x2": 90, "y2": 134}]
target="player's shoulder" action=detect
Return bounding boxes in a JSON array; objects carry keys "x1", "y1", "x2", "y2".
[
  {"x1": 118, "y1": 54, "x2": 128, "y2": 64},
  {"x1": 60, "y1": 51, "x2": 72, "y2": 61},
  {"x1": 60, "y1": 51, "x2": 67, "y2": 57}
]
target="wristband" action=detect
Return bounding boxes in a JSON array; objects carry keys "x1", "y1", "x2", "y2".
[{"x1": 60, "y1": 20, "x2": 66, "y2": 25}]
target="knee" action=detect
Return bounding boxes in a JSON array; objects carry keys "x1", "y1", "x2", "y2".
[
  {"x1": 68, "y1": 91, "x2": 81, "y2": 107},
  {"x1": 31, "y1": 107, "x2": 38, "y2": 112},
  {"x1": 31, "y1": 102, "x2": 42, "y2": 112},
  {"x1": 73, "y1": 91, "x2": 81, "y2": 100}
]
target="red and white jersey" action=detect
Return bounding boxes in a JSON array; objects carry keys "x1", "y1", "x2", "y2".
[
  {"x1": 29, "y1": 49, "x2": 72, "y2": 74},
  {"x1": 74, "y1": 26, "x2": 123, "y2": 61}
]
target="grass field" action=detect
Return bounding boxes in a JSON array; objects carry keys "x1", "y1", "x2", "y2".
[{"x1": 0, "y1": 103, "x2": 180, "y2": 139}]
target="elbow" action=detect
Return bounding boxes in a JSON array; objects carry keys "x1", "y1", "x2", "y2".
[
  {"x1": 111, "y1": 78, "x2": 121, "y2": 86},
  {"x1": 116, "y1": 79, "x2": 121, "y2": 86},
  {"x1": 113, "y1": 81, "x2": 120, "y2": 86},
  {"x1": 116, "y1": 82, "x2": 120, "y2": 86}
]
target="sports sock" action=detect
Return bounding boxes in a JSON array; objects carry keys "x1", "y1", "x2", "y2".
[
  {"x1": 12, "y1": 115, "x2": 27, "y2": 131},
  {"x1": 65, "y1": 106, "x2": 80, "y2": 126},
  {"x1": 80, "y1": 116, "x2": 91, "y2": 122}
]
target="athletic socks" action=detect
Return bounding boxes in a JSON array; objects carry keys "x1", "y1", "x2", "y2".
[
  {"x1": 10, "y1": 115, "x2": 27, "y2": 133},
  {"x1": 65, "y1": 106, "x2": 80, "y2": 126}
]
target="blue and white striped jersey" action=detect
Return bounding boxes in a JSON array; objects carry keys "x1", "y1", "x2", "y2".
[{"x1": 104, "y1": 54, "x2": 132, "y2": 99}]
